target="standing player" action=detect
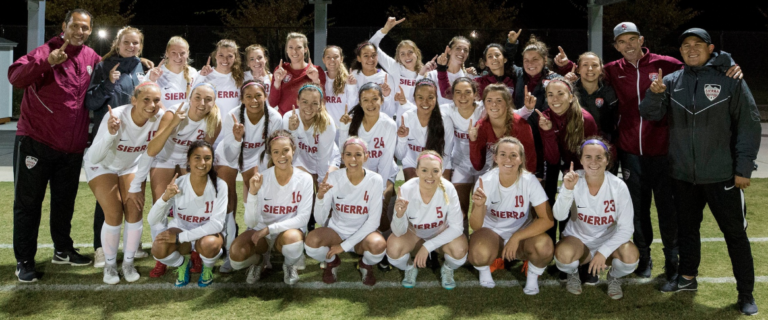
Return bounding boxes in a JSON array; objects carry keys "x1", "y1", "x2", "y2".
[
  {"x1": 192, "y1": 39, "x2": 243, "y2": 131},
  {"x1": 227, "y1": 130, "x2": 314, "y2": 285},
  {"x1": 216, "y1": 79, "x2": 283, "y2": 272},
  {"x1": 149, "y1": 141, "x2": 226, "y2": 287},
  {"x1": 243, "y1": 44, "x2": 272, "y2": 96},
  {"x1": 469, "y1": 137, "x2": 553, "y2": 293},
  {"x1": 84, "y1": 82, "x2": 163, "y2": 284},
  {"x1": 369, "y1": 17, "x2": 424, "y2": 104},
  {"x1": 305, "y1": 137, "x2": 387, "y2": 285},
  {"x1": 423, "y1": 36, "x2": 476, "y2": 105},
  {"x1": 270, "y1": 32, "x2": 326, "y2": 115},
  {"x1": 322, "y1": 45, "x2": 358, "y2": 138},
  {"x1": 349, "y1": 42, "x2": 399, "y2": 119},
  {"x1": 387, "y1": 151, "x2": 467, "y2": 290},
  {"x1": 553, "y1": 138, "x2": 638, "y2": 300},
  {"x1": 395, "y1": 78, "x2": 453, "y2": 181},
  {"x1": 147, "y1": 36, "x2": 198, "y2": 108}
]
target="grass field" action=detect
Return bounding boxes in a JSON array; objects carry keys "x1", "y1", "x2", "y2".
[{"x1": 1, "y1": 180, "x2": 767, "y2": 319}]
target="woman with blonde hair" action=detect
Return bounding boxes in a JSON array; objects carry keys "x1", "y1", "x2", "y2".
[
  {"x1": 270, "y1": 32, "x2": 326, "y2": 115},
  {"x1": 147, "y1": 36, "x2": 198, "y2": 108}
]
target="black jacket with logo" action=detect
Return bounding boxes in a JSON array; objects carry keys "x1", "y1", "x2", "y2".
[{"x1": 639, "y1": 51, "x2": 761, "y2": 184}]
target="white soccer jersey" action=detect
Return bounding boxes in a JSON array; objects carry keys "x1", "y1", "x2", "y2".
[
  {"x1": 392, "y1": 178, "x2": 463, "y2": 252},
  {"x1": 281, "y1": 110, "x2": 337, "y2": 181},
  {"x1": 337, "y1": 112, "x2": 398, "y2": 188},
  {"x1": 156, "y1": 65, "x2": 198, "y2": 108},
  {"x1": 324, "y1": 73, "x2": 358, "y2": 134},
  {"x1": 191, "y1": 69, "x2": 240, "y2": 122},
  {"x1": 443, "y1": 102, "x2": 486, "y2": 171},
  {"x1": 395, "y1": 107, "x2": 454, "y2": 170},
  {"x1": 148, "y1": 174, "x2": 227, "y2": 243},
  {"x1": 350, "y1": 69, "x2": 399, "y2": 118},
  {"x1": 243, "y1": 71, "x2": 272, "y2": 97},
  {"x1": 370, "y1": 30, "x2": 419, "y2": 105},
  {"x1": 555, "y1": 170, "x2": 634, "y2": 259},
  {"x1": 473, "y1": 169, "x2": 548, "y2": 240},
  {"x1": 314, "y1": 168, "x2": 384, "y2": 252},
  {"x1": 423, "y1": 69, "x2": 478, "y2": 106},
  {"x1": 87, "y1": 104, "x2": 162, "y2": 172},
  {"x1": 216, "y1": 105, "x2": 283, "y2": 172},
  {"x1": 244, "y1": 167, "x2": 314, "y2": 235}
]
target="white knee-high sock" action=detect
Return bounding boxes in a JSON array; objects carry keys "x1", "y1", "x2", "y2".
[
  {"x1": 225, "y1": 212, "x2": 236, "y2": 251},
  {"x1": 609, "y1": 258, "x2": 639, "y2": 278},
  {"x1": 101, "y1": 223, "x2": 121, "y2": 266},
  {"x1": 362, "y1": 250, "x2": 386, "y2": 265},
  {"x1": 230, "y1": 254, "x2": 260, "y2": 271},
  {"x1": 555, "y1": 256, "x2": 579, "y2": 274},
  {"x1": 524, "y1": 262, "x2": 547, "y2": 295},
  {"x1": 387, "y1": 253, "x2": 411, "y2": 271},
  {"x1": 304, "y1": 245, "x2": 335, "y2": 263},
  {"x1": 122, "y1": 220, "x2": 143, "y2": 264},
  {"x1": 281, "y1": 241, "x2": 304, "y2": 266},
  {"x1": 444, "y1": 253, "x2": 468, "y2": 270},
  {"x1": 156, "y1": 251, "x2": 185, "y2": 268},
  {"x1": 200, "y1": 249, "x2": 223, "y2": 268}
]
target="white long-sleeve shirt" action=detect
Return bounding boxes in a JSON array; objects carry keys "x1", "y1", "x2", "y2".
[
  {"x1": 244, "y1": 167, "x2": 314, "y2": 235},
  {"x1": 350, "y1": 69, "x2": 399, "y2": 118},
  {"x1": 243, "y1": 71, "x2": 271, "y2": 97},
  {"x1": 369, "y1": 29, "x2": 419, "y2": 105},
  {"x1": 148, "y1": 174, "x2": 227, "y2": 243},
  {"x1": 337, "y1": 112, "x2": 398, "y2": 187},
  {"x1": 87, "y1": 104, "x2": 161, "y2": 172},
  {"x1": 395, "y1": 106, "x2": 454, "y2": 170},
  {"x1": 191, "y1": 69, "x2": 240, "y2": 148},
  {"x1": 314, "y1": 168, "x2": 384, "y2": 252},
  {"x1": 554, "y1": 171, "x2": 634, "y2": 259},
  {"x1": 422, "y1": 69, "x2": 477, "y2": 106},
  {"x1": 473, "y1": 169, "x2": 548, "y2": 240},
  {"x1": 216, "y1": 105, "x2": 282, "y2": 172},
  {"x1": 324, "y1": 73, "x2": 358, "y2": 134},
  {"x1": 392, "y1": 178, "x2": 463, "y2": 253},
  {"x1": 442, "y1": 102, "x2": 486, "y2": 171},
  {"x1": 281, "y1": 111, "x2": 336, "y2": 181},
  {"x1": 156, "y1": 65, "x2": 198, "y2": 108}
]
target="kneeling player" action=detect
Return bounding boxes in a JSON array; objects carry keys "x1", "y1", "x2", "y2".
[
  {"x1": 468, "y1": 137, "x2": 554, "y2": 294},
  {"x1": 553, "y1": 137, "x2": 639, "y2": 299},
  {"x1": 387, "y1": 151, "x2": 467, "y2": 290},
  {"x1": 305, "y1": 137, "x2": 387, "y2": 285},
  {"x1": 228, "y1": 130, "x2": 314, "y2": 285},
  {"x1": 149, "y1": 141, "x2": 227, "y2": 287}
]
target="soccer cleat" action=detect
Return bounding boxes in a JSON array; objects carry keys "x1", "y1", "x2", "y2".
[
  {"x1": 377, "y1": 256, "x2": 392, "y2": 272},
  {"x1": 150, "y1": 261, "x2": 167, "y2": 278},
  {"x1": 634, "y1": 257, "x2": 652, "y2": 278},
  {"x1": 52, "y1": 249, "x2": 92, "y2": 266},
  {"x1": 566, "y1": 272, "x2": 582, "y2": 295},
  {"x1": 738, "y1": 294, "x2": 759, "y2": 316},
  {"x1": 190, "y1": 251, "x2": 203, "y2": 273},
  {"x1": 175, "y1": 257, "x2": 191, "y2": 287},
  {"x1": 296, "y1": 254, "x2": 306, "y2": 271},
  {"x1": 94, "y1": 248, "x2": 106, "y2": 268},
  {"x1": 402, "y1": 266, "x2": 418, "y2": 288},
  {"x1": 358, "y1": 258, "x2": 376, "y2": 286},
  {"x1": 283, "y1": 264, "x2": 299, "y2": 285},
  {"x1": 606, "y1": 273, "x2": 623, "y2": 300},
  {"x1": 134, "y1": 247, "x2": 149, "y2": 259},
  {"x1": 198, "y1": 266, "x2": 214, "y2": 287},
  {"x1": 246, "y1": 264, "x2": 263, "y2": 284},
  {"x1": 660, "y1": 275, "x2": 698, "y2": 292},
  {"x1": 440, "y1": 264, "x2": 456, "y2": 290},
  {"x1": 219, "y1": 256, "x2": 233, "y2": 274},
  {"x1": 15, "y1": 261, "x2": 37, "y2": 283},
  {"x1": 122, "y1": 262, "x2": 140, "y2": 282},
  {"x1": 579, "y1": 264, "x2": 599, "y2": 286},
  {"x1": 103, "y1": 264, "x2": 120, "y2": 284},
  {"x1": 323, "y1": 255, "x2": 341, "y2": 284}
]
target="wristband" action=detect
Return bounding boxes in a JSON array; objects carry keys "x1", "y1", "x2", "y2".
[{"x1": 175, "y1": 235, "x2": 180, "y2": 246}]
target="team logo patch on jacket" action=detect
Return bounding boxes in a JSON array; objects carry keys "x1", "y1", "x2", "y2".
[
  {"x1": 283, "y1": 75, "x2": 292, "y2": 83},
  {"x1": 595, "y1": 98, "x2": 604, "y2": 107},
  {"x1": 649, "y1": 73, "x2": 659, "y2": 81},
  {"x1": 704, "y1": 84, "x2": 721, "y2": 101},
  {"x1": 25, "y1": 156, "x2": 38, "y2": 169},
  {"x1": 87, "y1": 65, "x2": 93, "y2": 75}
]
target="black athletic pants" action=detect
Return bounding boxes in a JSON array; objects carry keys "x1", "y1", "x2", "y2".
[
  {"x1": 543, "y1": 161, "x2": 566, "y2": 243},
  {"x1": 674, "y1": 178, "x2": 754, "y2": 295},
  {"x1": 13, "y1": 135, "x2": 82, "y2": 263},
  {"x1": 620, "y1": 152, "x2": 678, "y2": 259}
]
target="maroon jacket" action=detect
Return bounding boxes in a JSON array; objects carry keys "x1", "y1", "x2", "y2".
[
  {"x1": 269, "y1": 61, "x2": 327, "y2": 115},
  {"x1": 469, "y1": 113, "x2": 536, "y2": 173},
  {"x1": 9, "y1": 35, "x2": 101, "y2": 153},
  {"x1": 558, "y1": 48, "x2": 682, "y2": 156},
  {"x1": 539, "y1": 108, "x2": 598, "y2": 173}
]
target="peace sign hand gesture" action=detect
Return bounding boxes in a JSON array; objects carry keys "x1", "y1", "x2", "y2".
[
  {"x1": 397, "y1": 116, "x2": 409, "y2": 138},
  {"x1": 524, "y1": 85, "x2": 537, "y2": 110},
  {"x1": 148, "y1": 59, "x2": 165, "y2": 82},
  {"x1": 107, "y1": 105, "x2": 121, "y2": 135},
  {"x1": 650, "y1": 68, "x2": 667, "y2": 94},
  {"x1": 471, "y1": 177, "x2": 487, "y2": 204},
  {"x1": 231, "y1": 114, "x2": 244, "y2": 142},
  {"x1": 339, "y1": 104, "x2": 351, "y2": 125},
  {"x1": 535, "y1": 109, "x2": 552, "y2": 131},
  {"x1": 248, "y1": 172, "x2": 263, "y2": 195},
  {"x1": 563, "y1": 162, "x2": 580, "y2": 190},
  {"x1": 307, "y1": 57, "x2": 320, "y2": 84},
  {"x1": 555, "y1": 46, "x2": 569, "y2": 67},
  {"x1": 382, "y1": 17, "x2": 406, "y2": 34},
  {"x1": 316, "y1": 174, "x2": 333, "y2": 200},
  {"x1": 199, "y1": 57, "x2": 213, "y2": 77},
  {"x1": 48, "y1": 39, "x2": 70, "y2": 66},
  {"x1": 468, "y1": 119, "x2": 479, "y2": 142},
  {"x1": 163, "y1": 173, "x2": 180, "y2": 201},
  {"x1": 508, "y1": 29, "x2": 523, "y2": 44},
  {"x1": 289, "y1": 105, "x2": 300, "y2": 130}
]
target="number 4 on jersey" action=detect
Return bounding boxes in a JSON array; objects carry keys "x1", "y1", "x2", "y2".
[{"x1": 364, "y1": 191, "x2": 369, "y2": 203}]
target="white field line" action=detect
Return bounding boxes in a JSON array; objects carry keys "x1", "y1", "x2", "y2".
[
  {"x1": 2, "y1": 237, "x2": 768, "y2": 250},
  {"x1": 1, "y1": 276, "x2": 767, "y2": 292}
]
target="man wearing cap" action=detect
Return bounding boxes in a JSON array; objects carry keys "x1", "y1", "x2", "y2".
[{"x1": 639, "y1": 28, "x2": 760, "y2": 316}]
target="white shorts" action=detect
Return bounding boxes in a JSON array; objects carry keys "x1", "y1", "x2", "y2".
[
  {"x1": 248, "y1": 226, "x2": 308, "y2": 252},
  {"x1": 83, "y1": 158, "x2": 139, "y2": 182},
  {"x1": 151, "y1": 157, "x2": 187, "y2": 170},
  {"x1": 451, "y1": 165, "x2": 483, "y2": 184},
  {"x1": 561, "y1": 229, "x2": 600, "y2": 260},
  {"x1": 214, "y1": 153, "x2": 267, "y2": 173}
]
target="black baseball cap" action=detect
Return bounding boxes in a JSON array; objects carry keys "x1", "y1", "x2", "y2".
[{"x1": 679, "y1": 28, "x2": 711, "y2": 46}]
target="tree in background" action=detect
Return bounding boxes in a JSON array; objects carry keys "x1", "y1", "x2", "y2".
[
  {"x1": 206, "y1": 0, "x2": 312, "y2": 66},
  {"x1": 604, "y1": 0, "x2": 698, "y2": 55},
  {"x1": 387, "y1": 0, "x2": 518, "y2": 64},
  {"x1": 45, "y1": 0, "x2": 135, "y2": 46}
]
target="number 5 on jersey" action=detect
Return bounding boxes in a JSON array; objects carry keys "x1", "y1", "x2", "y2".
[{"x1": 436, "y1": 206, "x2": 443, "y2": 219}]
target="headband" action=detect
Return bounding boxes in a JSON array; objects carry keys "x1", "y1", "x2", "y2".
[
  {"x1": 191, "y1": 82, "x2": 217, "y2": 97},
  {"x1": 271, "y1": 135, "x2": 291, "y2": 142},
  {"x1": 298, "y1": 83, "x2": 324, "y2": 100},
  {"x1": 415, "y1": 78, "x2": 437, "y2": 89},
  {"x1": 136, "y1": 81, "x2": 159, "y2": 90},
  {"x1": 581, "y1": 139, "x2": 608, "y2": 151},
  {"x1": 418, "y1": 154, "x2": 443, "y2": 164},
  {"x1": 356, "y1": 42, "x2": 374, "y2": 52},
  {"x1": 343, "y1": 138, "x2": 368, "y2": 154},
  {"x1": 548, "y1": 79, "x2": 573, "y2": 93},
  {"x1": 241, "y1": 81, "x2": 265, "y2": 92}
]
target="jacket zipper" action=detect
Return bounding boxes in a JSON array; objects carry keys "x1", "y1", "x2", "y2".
[
  {"x1": 635, "y1": 65, "x2": 642, "y2": 156},
  {"x1": 30, "y1": 85, "x2": 54, "y2": 114},
  {"x1": 692, "y1": 75, "x2": 698, "y2": 184}
]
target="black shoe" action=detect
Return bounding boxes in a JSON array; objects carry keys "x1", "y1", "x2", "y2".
[
  {"x1": 664, "y1": 257, "x2": 679, "y2": 282},
  {"x1": 546, "y1": 265, "x2": 561, "y2": 276},
  {"x1": 427, "y1": 252, "x2": 439, "y2": 270},
  {"x1": 378, "y1": 256, "x2": 392, "y2": 272},
  {"x1": 559, "y1": 270, "x2": 568, "y2": 282},
  {"x1": 15, "y1": 261, "x2": 37, "y2": 282},
  {"x1": 738, "y1": 294, "x2": 759, "y2": 316},
  {"x1": 660, "y1": 275, "x2": 697, "y2": 292},
  {"x1": 634, "y1": 256, "x2": 652, "y2": 278},
  {"x1": 579, "y1": 264, "x2": 598, "y2": 285},
  {"x1": 52, "y1": 249, "x2": 92, "y2": 266}
]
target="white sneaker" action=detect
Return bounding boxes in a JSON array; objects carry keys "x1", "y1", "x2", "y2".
[
  {"x1": 246, "y1": 264, "x2": 263, "y2": 284},
  {"x1": 94, "y1": 248, "x2": 105, "y2": 268},
  {"x1": 283, "y1": 264, "x2": 299, "y2": 285},
  {"x1": 296, "y1": 254, "x2": 306, "y2": 270},
  {"x1": 606, "y1": 273, "x2": 623, "y2": 300},
  {"x1": 122, "y1": 262, "x2": 140, "y2": 282},
  {"x1": 103, "y1": 264, "x2": 120, "y2": 284},
  {"x1": 566, "y1": 271, "x2": 582, "y2": 295},
  {"x1": 133, "y1": 247, "x2": 148, "y2": 259},
  {"x1": 219, "y1": 256, "x2": 233, "y2": 274}
]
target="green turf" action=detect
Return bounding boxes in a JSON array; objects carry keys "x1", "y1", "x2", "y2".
[{"x1": 1, "y1": 180, "x2": 766, "y2": 319}]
